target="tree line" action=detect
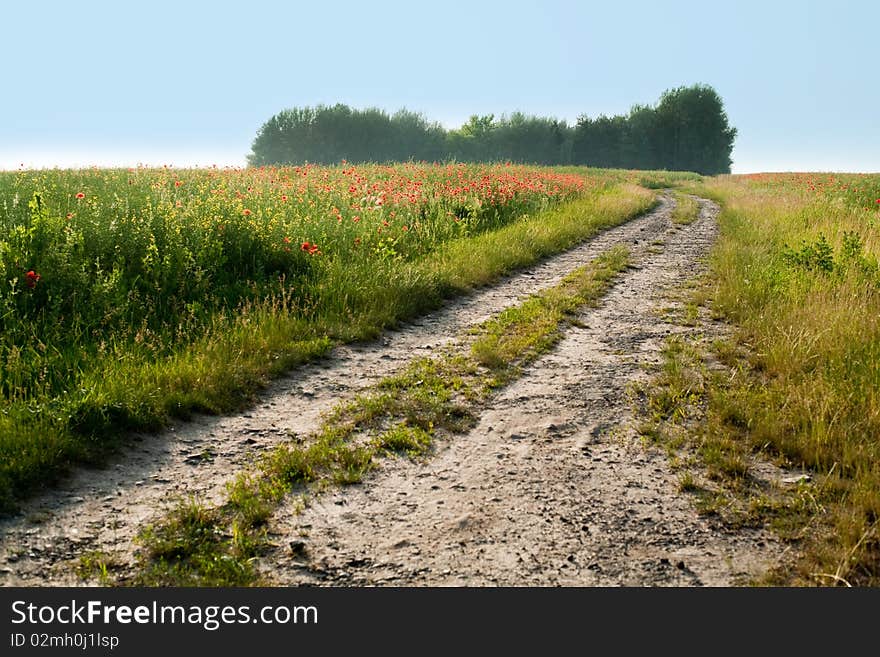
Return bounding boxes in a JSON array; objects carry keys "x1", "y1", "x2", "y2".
[{"x1": 248, "y1": 84, "x2": 737, "y2": 175}]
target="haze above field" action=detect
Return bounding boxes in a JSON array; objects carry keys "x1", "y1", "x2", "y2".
[{"x1": 2, "y1": 0, "x2": 877, "y2": 173}]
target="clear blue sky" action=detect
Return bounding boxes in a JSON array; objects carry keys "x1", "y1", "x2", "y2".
[{"x1": 2, "y1": 0, "x2": 877, "y2": 173}]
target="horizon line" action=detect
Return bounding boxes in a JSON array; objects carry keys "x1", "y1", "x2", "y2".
[{"x1": 1, "y1": 160, "x2": 878, "y2": 176}]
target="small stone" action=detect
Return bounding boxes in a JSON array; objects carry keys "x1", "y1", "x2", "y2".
[
  {"x1": 676, "y1": 561, "x2": 686, "y2": 570},
  {"x1": 289, "y1": 540, "x2": 307, "y2": 556}
]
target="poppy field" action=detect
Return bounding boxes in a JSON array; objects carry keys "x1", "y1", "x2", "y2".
[{"x1": 0, "y1": 163, "x2": 655, "y2": 510}]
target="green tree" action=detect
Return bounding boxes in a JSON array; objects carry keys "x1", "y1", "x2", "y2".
[
  {"x1": 573, "y1": 84, "x2": 736, "y2": 174},
  {"x1": 249, "y1": 85, "x2": 736, "y2": 172},
  {"x1": 654, "y1": 84, "x2": 737, "y2": 174}
]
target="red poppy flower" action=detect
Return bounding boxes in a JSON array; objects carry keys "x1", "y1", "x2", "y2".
[
  {"x1": 25, "y1": 270, "x2": 41, "y2": 288},
  {"x1": 301, "y1": 241, "x2": 311, "y2": 252},
  {"x1": 75, "y1": 192, "x2": 85, "y2": 199},
  {"x1": 243, "y1": 209, "x2": 252, "y2": 216}
]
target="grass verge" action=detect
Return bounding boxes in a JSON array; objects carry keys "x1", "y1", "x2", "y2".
[{"x1": 642, "y1": 175, "x2": 880, "y2": 586}]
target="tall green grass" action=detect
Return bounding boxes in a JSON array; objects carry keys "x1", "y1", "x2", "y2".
[
  {"x1": 0, "y1": 162, "x2": 654, "y2": 512},
  {"x1": 687, "y1": 173, "x2": 880, "y2": 585}
]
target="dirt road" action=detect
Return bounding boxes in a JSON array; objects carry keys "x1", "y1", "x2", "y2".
[
  {"x1": 0, "y1": 194, "x2": 780, "y2": 586},
  {"x1": 262, "y1": 196, "x2": 780, "y2": 585}
]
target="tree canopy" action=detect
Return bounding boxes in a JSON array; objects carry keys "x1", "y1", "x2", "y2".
[{"x1": 248, "y1": 84, "x2": 737, "y2": 174}]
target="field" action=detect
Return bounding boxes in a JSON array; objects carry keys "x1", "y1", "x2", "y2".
[
  {"x1": 1, "y1": 165, "x2": 878, "y2": 587},
  {"x1": 664, "y1": 173, "x2": 880, "y2": 585},
  {"x1": 0, "y1": 163, "x2": 657, "y2": 511}
]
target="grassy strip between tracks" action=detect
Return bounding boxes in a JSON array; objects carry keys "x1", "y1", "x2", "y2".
[
  {"x1": 126, "y1": 245, "x2": 632, "y2": 586},
  {"x1": 670, "y1": 192, "x2": 700, "y2": 225}
]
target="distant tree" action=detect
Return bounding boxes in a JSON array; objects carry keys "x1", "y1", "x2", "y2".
[
  {"x1": 572, "y1": 84, "x2": 736, "y2": 174},
  {"x1": 446, "y1": 114, "x2": 497, "y2": 161},
  {"x1": 249, "y1": 85, "x2": 736, "y2": 172},
  {"x1": 248, "y1": 108, "x2": 314, "y2": 166},
  {"x1": 624, "y1": 104, "x2": 661, "y2": 170},
  {"x1": 653, "y1": 84, "x2": 737, "y2": 174},
  {"x1": 390, "y1": 109, "x2": 446, "y2": 161},
  {"x1": 573, "y1": 115, "x2": 628, "y2": 168},
  {"x1": 494, "y1": 113, "x2": 574, "y2": 165},
  {"x1": 249, "y1": 104, "x2": 443, "y2": 165},
  {"x1": 443, "y1": 113, "x2": 573, "y2": 165}
]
